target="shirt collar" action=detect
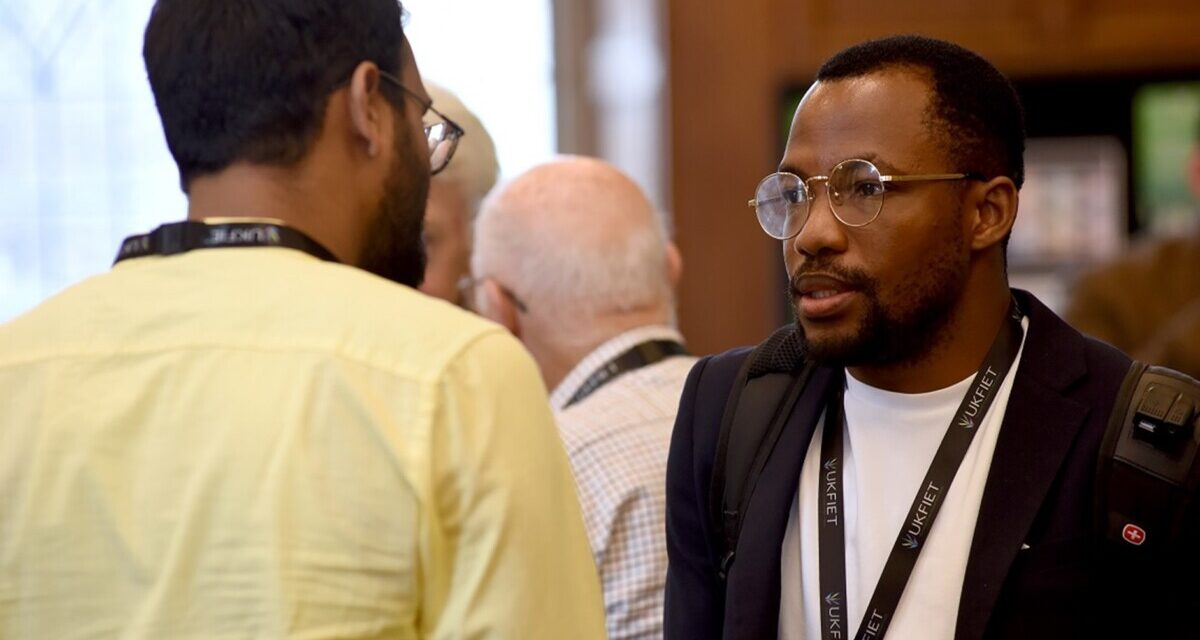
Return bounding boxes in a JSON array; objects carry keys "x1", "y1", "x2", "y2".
[{"x1": 549, "y1": 324, "x2": 685, "y2": 411}]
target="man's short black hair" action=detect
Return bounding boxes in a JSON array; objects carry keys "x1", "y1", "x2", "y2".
[
  {"x1": 144, "y1": 0, "x2": 407, "y2": 191},
  {"x1": 817, "y1": 35, "x2": 1026, "y2": 189}
]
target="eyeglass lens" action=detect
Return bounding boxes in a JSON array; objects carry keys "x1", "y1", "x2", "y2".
[
  {"x1": 377, "y1": 67, "x2": 460, "y2": 176},
  {"x1": 426, "y1": 122, "x2": 459, "y2": 175},
  {"x1": 753, "y1": 159, "x2": 886, "y2": 239}
]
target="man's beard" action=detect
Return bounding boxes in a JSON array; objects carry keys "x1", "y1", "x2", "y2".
[
  {"x1": 789, "y1": 231, "x2": 968, "y2": 368},
  {"x1": 357, "y1": 124, "x2": 429, "y2": 288}
]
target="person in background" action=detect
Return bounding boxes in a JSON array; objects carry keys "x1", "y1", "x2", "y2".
[
  {"x1": 470, "y1": 155, "x2": 694, "y2": 639},
  {"x1": 664, "y1": 35, "x2": 1196, "y2": 639},
  {"x1": 418, "y1": 82, "x2": 500, "y2": 306},
  {"x1": 1065, "y1": 115, "x2": 1200, "y2": 380},
  {"x1": 0, "y1": 1, "x2": 605, "y2": 638}
]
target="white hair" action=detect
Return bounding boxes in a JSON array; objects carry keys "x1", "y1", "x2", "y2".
[
  {"x1": 473, "y1": 157, "x2": 673, "y2": 326},
  {"x1": 424, "y1": 81, "x2": 500, "y2": 217}
]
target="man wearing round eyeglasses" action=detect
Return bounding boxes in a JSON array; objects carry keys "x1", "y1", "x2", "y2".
[
  {"x1": 665, "y1": 35, "x2": 1196, "y2": 639},
  {"x1": 0, "y1": 1, "x2": 605, "y2": 638}
]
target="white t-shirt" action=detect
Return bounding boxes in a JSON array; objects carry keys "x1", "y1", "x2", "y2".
[{"x1": 779, "y1": 323, "x2": 1026, "y2": 639}]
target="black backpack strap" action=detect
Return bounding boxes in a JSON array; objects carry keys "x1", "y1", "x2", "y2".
[
  {"x1": 1096, "y1": 362, "x2": 1200, "y2": 555},
  {"x1": 708, "y1": 324, "x2": 816, "y2": 579}
]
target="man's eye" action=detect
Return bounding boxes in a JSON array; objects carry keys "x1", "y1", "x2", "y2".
[{"x1": 852, "y1": 181, "x2": 883, "y2": 198}]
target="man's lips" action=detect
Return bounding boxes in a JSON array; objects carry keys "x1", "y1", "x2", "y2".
[
  {"x1": 792, "y1": 274, "x2": 859, "y2": 319},
  {"x1": 792, "y1": 274, "x2": 855, "y2": 297}
]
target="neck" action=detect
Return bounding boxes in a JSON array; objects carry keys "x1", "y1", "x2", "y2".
[
  {"x1": 530, "y1": 305, "x2": 673, "y2": 393},
  {"x1": 185, "y1": 163, "x2": 363, "y2": 264},
  {"x1": 848, "y1": 271, "x2": 1011, "y2": 394}
]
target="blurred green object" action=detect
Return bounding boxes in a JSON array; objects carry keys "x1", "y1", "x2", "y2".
[{"x1": 1133, "y1": 82, "x2": 1200, "y2": 235}]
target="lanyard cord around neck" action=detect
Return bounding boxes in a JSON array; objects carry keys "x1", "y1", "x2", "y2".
[
  {"x1": 563, "y1": 339, "x2": 689, "y2": 408},
  {"x1": 113, "y1": 221, "x2": 339, "y2": 265},
  {"x1": 817, "y1": 299, "x2": 1025, "y2": 640}
]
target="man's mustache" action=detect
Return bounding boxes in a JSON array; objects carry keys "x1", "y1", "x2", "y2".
[{"x1": 788, "y1": 261, "x2": 875, "y2": 292}]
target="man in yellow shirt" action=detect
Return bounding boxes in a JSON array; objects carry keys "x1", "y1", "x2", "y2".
[{"x1": 0, "y1": 1, "x2": 605, "y2": 638}]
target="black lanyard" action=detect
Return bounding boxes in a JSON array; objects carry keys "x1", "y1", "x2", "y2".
[
  {"x1": 563, "y1": 339, "x2": 689, "y2": 408},
  {"x1": 113, "y1": 220, "x2": 339, "y2": 265},
  {"x1": 817, "y1": 300, "x2": 1024, "y2": 640}
]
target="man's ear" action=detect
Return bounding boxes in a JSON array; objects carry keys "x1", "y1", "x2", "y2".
[
  {"x1": 479, "y1": 278, "x2": 522, "y2": 338},
  {"x1": 346, "y1": 61, "x2": 387, "y2": 158},
  {"x1": 665, "y1": 241, "x2": 683, "y2": 289},
  {"x1": 967, "y1": 176, "x2": 1019, "y2": 252}
]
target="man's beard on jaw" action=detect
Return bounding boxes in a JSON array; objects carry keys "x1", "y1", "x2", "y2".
[
  {"x1": 357, "y1": 127, "x2": 429, "y2": 288},
  {"x1": 788, "y1": 252, "x2": 966, "y2": 368}
]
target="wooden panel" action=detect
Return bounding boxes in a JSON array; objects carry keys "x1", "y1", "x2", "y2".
[
  {"x1": 771, "y1": 0, "x2": 1200, "y2": 78},
  {"x1": 553, "y1": 0, "x2": 598, "y2": 155},
  {"x1": 808, "y1": 0, "x2": 1025, "y2": 23},
  {"x1": 667, "y1": 0, "x2": 782, "y2": 354}
]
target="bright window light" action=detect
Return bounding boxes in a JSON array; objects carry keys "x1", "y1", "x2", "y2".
[
  {"x1": 402, "y1": 0, "x2": 557, "y2": 179},
  {"x1": 0, "y1": 0, "x2": 185, "y2": 322},
  {"x1": 0, "y1": 0, "x2": 557, "y2": 322}
]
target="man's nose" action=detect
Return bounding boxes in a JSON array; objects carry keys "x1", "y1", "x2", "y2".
[{"x1": 791, "y1": 185, "x2": 848, "y2": 258}]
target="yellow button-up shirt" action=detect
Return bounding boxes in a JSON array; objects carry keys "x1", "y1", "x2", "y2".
[{"x1": 0, "y1": 248, "x2": 605, "y2": 639}]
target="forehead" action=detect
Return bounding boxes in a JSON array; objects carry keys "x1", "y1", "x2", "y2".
[{"x1": 782, "y1": 69, "x2": 946, "y2": 174}]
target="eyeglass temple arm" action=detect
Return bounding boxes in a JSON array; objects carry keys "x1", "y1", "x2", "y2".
[
  {"x1": 429, "y1": 108, "x2": 466, "y2": 138},
  {"x1": 882, "y1": 172, "x2": 987, "y2": 183}
]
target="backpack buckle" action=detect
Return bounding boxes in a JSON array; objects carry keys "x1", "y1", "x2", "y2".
[{"x1": 718, "y1": 550, "x2": 736, "y2": 580}]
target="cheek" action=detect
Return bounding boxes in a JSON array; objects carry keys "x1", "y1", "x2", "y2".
[
  {"x1": 424, "y1": 191, "x2": 451, "y2": 231},
  {"x1": 422, "y1": 192, "x2": 456, "y2": 257},
  {"x1": 783, "y1": 240, "x2": 799, "y2": 273},
  {"x1": 874, "y1": 222, "x2": 966, "y2": 297},
  {"x1": 831, "y1": 220, "x2": 924, "y2": 301},
  {"x1": 421, "y1": 229, "x2": 445, "y2": 264}
]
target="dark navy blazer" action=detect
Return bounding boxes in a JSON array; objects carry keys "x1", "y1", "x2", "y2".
[{"x1": 664, "y1": 290, "x2": 1196, "y2": 639}]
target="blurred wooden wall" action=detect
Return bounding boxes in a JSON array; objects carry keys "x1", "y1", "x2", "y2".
[{"x1": 666, "y1": 0, "x2": 1200, "y2": 355}]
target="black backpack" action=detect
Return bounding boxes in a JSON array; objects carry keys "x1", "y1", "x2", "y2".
[{"x1": 708, "y1": 324, "x2": 1200, "y2": 579}]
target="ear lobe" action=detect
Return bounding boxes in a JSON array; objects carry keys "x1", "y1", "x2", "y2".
[
  {"x1": 969, "y1": 176, "x2": 1019, "y2": 252},
  {"x1": 346, "y1": 61, "x2": 385, "y2": 158}
]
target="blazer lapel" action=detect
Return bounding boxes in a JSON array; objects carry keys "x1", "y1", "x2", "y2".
[
  {"x1": 724, "y1": 366, "x2": 837, "y2": 639},
  {"x1": 955, "y1": 292, "x2": 1092, "y2": 640}
]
